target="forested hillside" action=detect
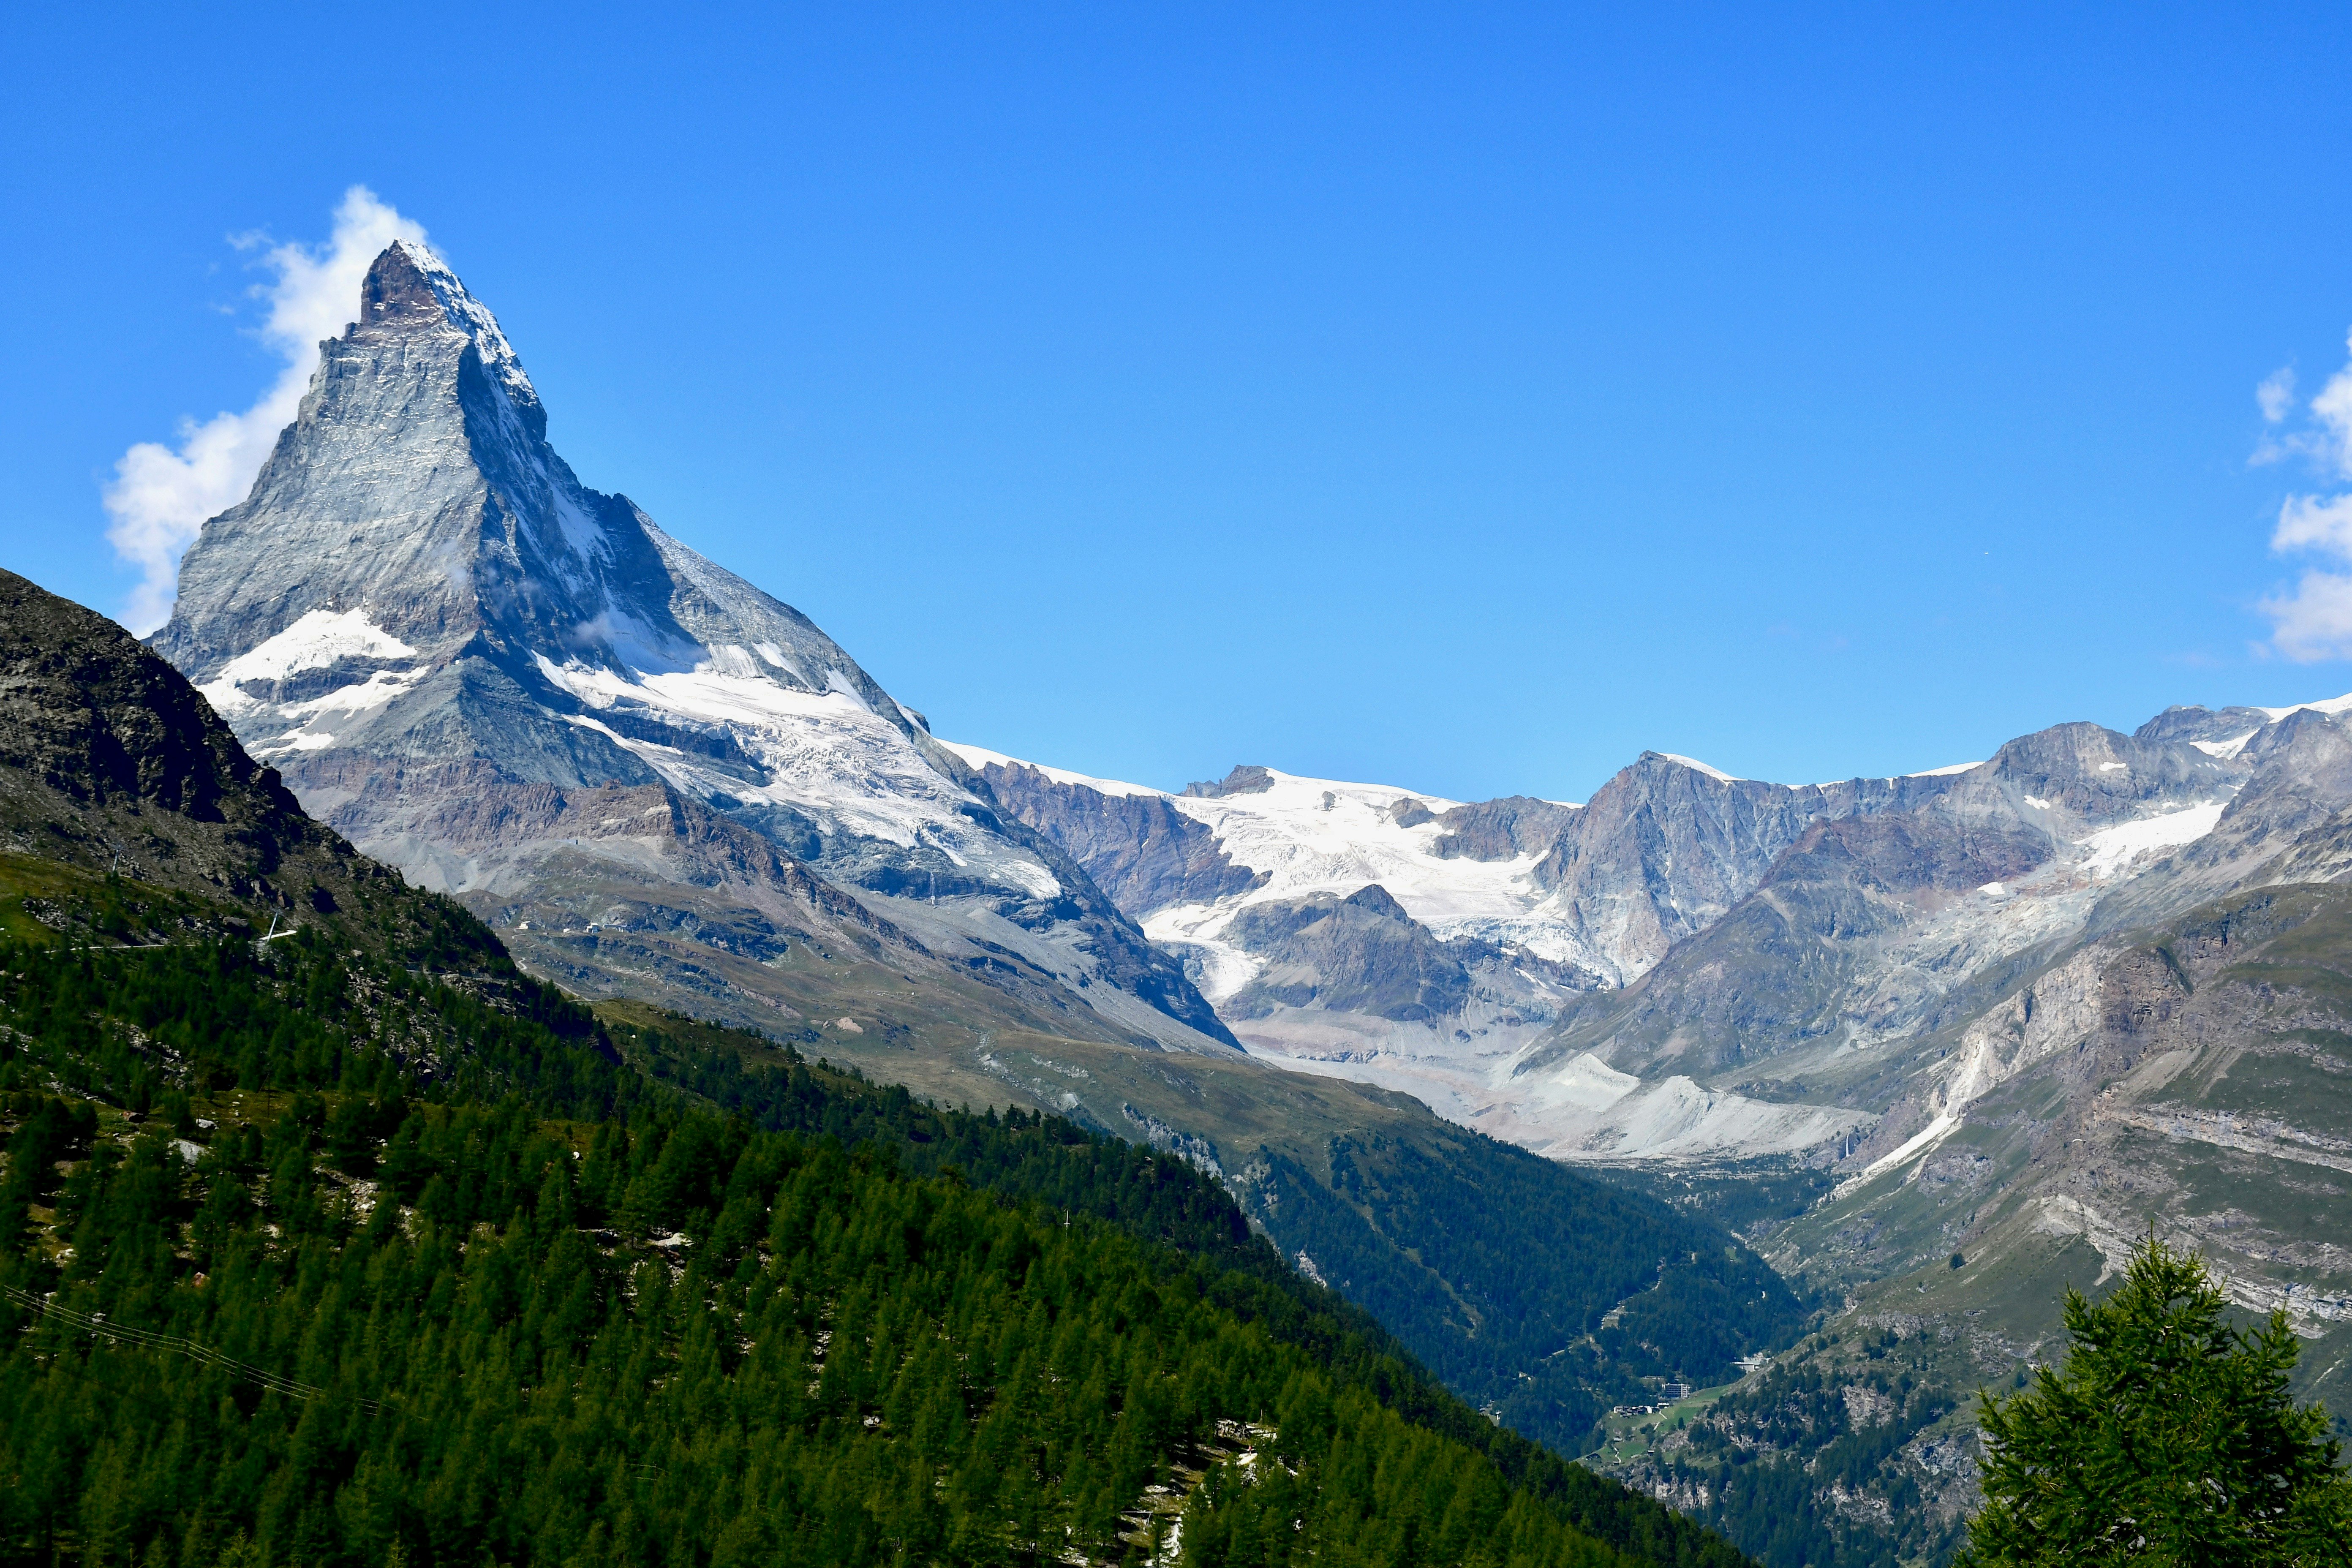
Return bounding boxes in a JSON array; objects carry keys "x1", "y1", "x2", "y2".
[
  {"x1": 618, "y1": 999, "x2": 1810, "y2": 1456},
  {"x1": 596, "y1": 1002, "x2": 1755, "y2": 1565},
  {"x1": 0, "y1": 883, "x2": 1743, "y2": 1567}
]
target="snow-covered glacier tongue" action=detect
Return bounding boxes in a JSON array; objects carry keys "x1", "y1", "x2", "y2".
[{"x1": 152, "y1": 240, "x2": 1232, "y2": 1052}]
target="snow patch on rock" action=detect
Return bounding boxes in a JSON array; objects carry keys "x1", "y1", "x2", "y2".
[
  {"x1": 2074, "y1": 802, "x2": 2225, "y2": 879},
  {"x1": 1657, "y1": 752, "x2": 1740, "y2": 783},
  {"x1": 195, "y1": 609, "x2": 416, "y2": 713}
]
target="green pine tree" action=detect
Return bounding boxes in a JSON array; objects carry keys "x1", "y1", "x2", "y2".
[{"x1": 1960, "y1": 1234, "x2": 2352, "y2": 1566}]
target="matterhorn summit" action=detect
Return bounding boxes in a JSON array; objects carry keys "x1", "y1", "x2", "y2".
[{"x1": 155, "y1": 241, "x2": 1230, "y2": 1050}]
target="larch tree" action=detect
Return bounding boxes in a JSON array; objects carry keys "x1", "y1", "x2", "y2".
[{"x1": 1961, "y1": 1235, "x2": 2352, "y2": 1566}]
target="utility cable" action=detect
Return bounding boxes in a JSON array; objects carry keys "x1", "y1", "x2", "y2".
[{"x1": 1, "y1": 1285, "x2": 390, "y2": 1416}]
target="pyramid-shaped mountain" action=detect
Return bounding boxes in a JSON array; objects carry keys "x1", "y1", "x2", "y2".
[{"x1": 154, "y1": 240, "x2": 1230, "y2": 1049}]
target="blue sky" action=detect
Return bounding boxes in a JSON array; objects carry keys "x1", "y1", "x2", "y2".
[{"x1": 8, "y1": 4, "x2": 2352, "y2": 801}]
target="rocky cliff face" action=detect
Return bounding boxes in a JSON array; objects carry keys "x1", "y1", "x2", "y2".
[
  {"x1": 1429, "y1": 795, "x2": 1578, "y2": 861},
  {"x1": 151, "y1": 241, "x2": 1232, "y2": 1051},
  {"x1": 1221, "y1": 884, "x2": 1477, "y2": 1023},
  {"x1": 1528, "y1": 754, "x2": 1960, "y2": 983}
]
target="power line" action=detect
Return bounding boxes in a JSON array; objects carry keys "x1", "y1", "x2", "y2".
[{"x1": 2, "y1": 1286, "x2": 391, "y2": 1416}]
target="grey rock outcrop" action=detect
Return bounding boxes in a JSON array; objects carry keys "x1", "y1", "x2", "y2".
[
  {"x1": 1183, "y1": 765, "x2": 1276, "y2": 799},
  {"x1": 1221, "y1": 884, "x2": 1476, "y2": 1023},
  {"x1": 973, "y1": 756, "x2": 1267, "y2": 912},
  {"x1": 1950, "y1": 721, "x2": 2237, "y2": 824},
  {"x1": 2134, "y1": 702, "x2": 2277, "y2": 748},
  {"x1": 1429, "y1": 795, "x2": 1576, "y2": 861},
  {"x1": 1529, "y1": 753, "x2": 1956, "y2": 982}
]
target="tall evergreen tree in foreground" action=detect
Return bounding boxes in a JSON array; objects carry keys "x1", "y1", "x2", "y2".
[{"x1": 1960, "y1": 1236, "x2": 2352, "y2": 1566}]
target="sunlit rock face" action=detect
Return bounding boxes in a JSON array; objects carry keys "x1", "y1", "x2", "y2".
[{"x1": 152, "y1": 241, "x2": 1234, "y2": 1050}]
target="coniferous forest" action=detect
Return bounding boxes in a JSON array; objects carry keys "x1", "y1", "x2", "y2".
[{"x1": 0, "y1": 904, "x2": 1750, "y2": 1568}]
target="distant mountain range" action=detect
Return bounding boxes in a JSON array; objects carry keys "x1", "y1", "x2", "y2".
[
  {"x1": 129, "y1": 237, "x2": 2352, "y2": 1566},
  {"x1": 956, "y1": 667, "x2": 2352, "y2": 1560},
  {"x1": 955, "y1": 709, "x2": 2330, "y2": 1162}
]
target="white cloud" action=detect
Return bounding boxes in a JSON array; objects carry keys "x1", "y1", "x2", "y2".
[
  {"x1": 103, "y1": 186, "x2": 426, "y2": 634},
  {"x1": 2265, "y1": 488, "x2": 2352, "y2": 660},
  {"x1": 2261, "y1": 569, "x2": 2352, "y2": 662},
  {"x1": 2273, "y1": 492, "x2": 2352, "y2": 557},
  {"x1": 2311, "y1": 339, "x2": 2352, "y2": 479},
  {"x1": 2257, "y1": 366, "x2": 2296, "y2": 423},
  {"x1": 2255, "y1": 332, "x2": 2352, "y2": 660}
]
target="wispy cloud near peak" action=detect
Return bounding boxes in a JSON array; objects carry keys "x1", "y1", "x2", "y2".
[{"x1": 103, "y1": 187, "x2": 426, "y2": 634}]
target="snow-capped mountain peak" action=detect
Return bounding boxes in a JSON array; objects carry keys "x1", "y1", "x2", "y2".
[
  {"x1": 370, "y1": 237, "x2": 538, "y2": 412},
  {"x1": 154, "y1": 243, "x2": 1234, "y2": 1052},
  {"x1": 941, "y1": 746, "x2": 1576, "y2": 943}
]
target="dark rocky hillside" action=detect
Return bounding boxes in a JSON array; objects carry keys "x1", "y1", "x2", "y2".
[{"x1": 0, "y1": 567, "x2": 528, "y2": 984}]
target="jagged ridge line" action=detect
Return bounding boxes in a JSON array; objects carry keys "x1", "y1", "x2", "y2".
[{"x1": 3, "y1": 1286, "x2": 390, "y2": 1415}]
